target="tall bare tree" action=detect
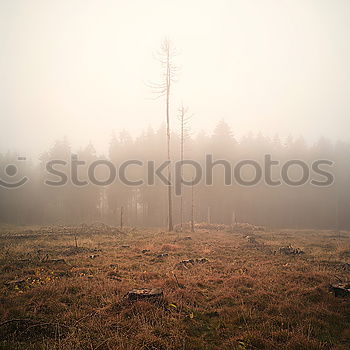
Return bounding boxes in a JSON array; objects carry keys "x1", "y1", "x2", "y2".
[
  {"x1": 178, "y1": 105, "x2": 192, "y2": 231},
  {"x1": 148, "y1": 39, "x2": 178, "y2": 231}
]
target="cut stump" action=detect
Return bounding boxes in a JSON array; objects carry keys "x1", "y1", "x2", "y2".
[
  {"x1": 176, "y1": 258, "x2": 208, "y2": 269},
  {"x1": 279, "y1": 245, "x2": 304, "y2": 255},
  {"x1": 126, "y1": 288, "x2": 163, "y2": 301},
  {"x1": 329, "y1": 283, "x2": 350, "y2": 297},
  {"x1": 4, "y1": 279, "x2": 26, "y2": 287}
]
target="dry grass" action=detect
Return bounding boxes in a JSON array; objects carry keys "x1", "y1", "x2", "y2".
[{"x1": 0, "y1": 225, "x2": 349, "y2": 350}]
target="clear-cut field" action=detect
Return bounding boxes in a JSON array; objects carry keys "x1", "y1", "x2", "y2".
[{"x1": 0, "y1": 225, "x2": 350, "y2": 350}]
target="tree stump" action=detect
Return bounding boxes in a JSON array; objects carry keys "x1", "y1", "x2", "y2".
[
  {"x1": 329, "y1": 283, "x2": 350, "y2": 297},
  {"x1": 279, "y1": 245, "x2": 304, "y2": 255},
  {"x1": 176, "y1": 258, "x2": 208, "y2": 269},
  {"x1": 45, "y1": 259, "x2": 66, "y2": 264},
  {"x1": 126, "y1": 288, "x2": 163, "y2": 301},
  {"x1": 4, "y1": 279, "x2": 26, "y2": 287}
]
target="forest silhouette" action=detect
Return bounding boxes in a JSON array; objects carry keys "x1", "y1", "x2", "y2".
[{"x1": 1, "y1": 120, "x2": 348, "y2": 229}]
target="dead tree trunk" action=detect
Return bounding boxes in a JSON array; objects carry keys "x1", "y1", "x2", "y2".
[
  {"x1": 178, "y1": 105, "x2": 192, "y2": 232},
  {"x1": 231, "y1": 210, "x2": 236, "y2": 232},
  {"x1": 149, "y1": 39, "x2": 178, "y2": 231},
  {"x1": 191, "y1": 178, "x2": 195, "y2": 233},
  {"x1": 166, "y1": 92, "x2": 173, "y2": 232},
  {"x1": 180, "y1": 107, "x2": 184, "y2": 232},
  {"x1": 120, "y1": 206, "x2": 124, "y2": 230}
]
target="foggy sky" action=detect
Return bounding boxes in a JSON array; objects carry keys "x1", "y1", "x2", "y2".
[{"x1": 1, "y1": 0, "x2": 350, "y2": 157}]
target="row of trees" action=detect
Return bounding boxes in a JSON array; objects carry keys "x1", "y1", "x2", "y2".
[{"x1": 0, "y1": 123, "x2": 349, "y2": 230}]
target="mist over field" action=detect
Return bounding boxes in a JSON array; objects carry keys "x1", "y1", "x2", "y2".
[{"x1": 1, "y1": 1, "x2": 350, "y2": 350}]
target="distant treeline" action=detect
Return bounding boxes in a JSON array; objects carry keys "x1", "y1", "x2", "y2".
[{"x1": 1, "y1": 120, "x2": 349, "y2": 229}]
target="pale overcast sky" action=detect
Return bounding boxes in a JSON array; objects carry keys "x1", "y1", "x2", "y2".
[{"x1": 1, "y1": 0, "x2": 350, "y2": 156}]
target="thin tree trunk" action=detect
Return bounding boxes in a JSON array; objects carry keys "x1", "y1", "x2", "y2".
[
  {"x1": 191, "y1": 178, "x2": 195, "y2": 233},
  {"x1": 180, "y1": 107, "x2": 184, "y2": 232},
  {"x1": 150, "y1": 39, "x2": 177, "y2": 231},
  {"x1": 180, "y1": 197, "x2": 183, "y2": 231},
  {"x1": 231, "y1": 210, "x2": 236, "y2": 232},
  {"x1": 166, "y1": 47, "x2": 173, "y2": 231},
  {"x1": 120, "y1": 206, "x2": 124, "y2": 230},
  {"x1": 336, "y1": 195, "x2": 339, "y2": 232}
]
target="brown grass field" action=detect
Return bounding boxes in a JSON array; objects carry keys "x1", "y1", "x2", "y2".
[{"x1": 0, "y1": 224, "x2": 350, "y2": 350}]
